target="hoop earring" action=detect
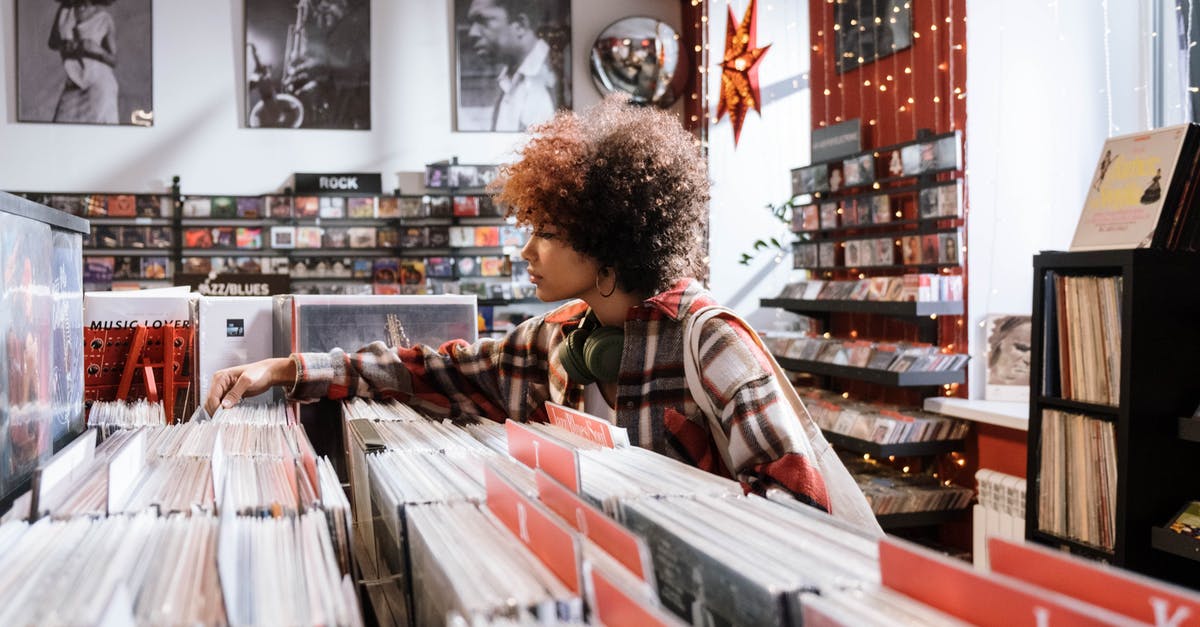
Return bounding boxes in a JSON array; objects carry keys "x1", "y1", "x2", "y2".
[{"x1": 596, "y1": 270, "x2": 617, "y2": 298}]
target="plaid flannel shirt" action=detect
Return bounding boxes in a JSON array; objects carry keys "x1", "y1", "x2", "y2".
[{"x1": 290, "y1": 279, "x2": 830, "y2": 510}]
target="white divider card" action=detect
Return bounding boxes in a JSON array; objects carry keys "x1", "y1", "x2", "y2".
[
  {"x1": 211, "y1": 430, "x2": 226, "y2": 507},
  {"x1": 484, "y1": 464, "x2": 583, "y2": 595},
  {"x1": 506, "y1": 420, "x2": 581, "y2": 492},
  {"x1": 32, "y1": 428, "x2": 97, "y2": 517},
  {"x1": 535, "y1": 470, "x2": 655, "y2": 583},
  {"x1": 216, "y1": 484, "x2": 239, "y2": 627},
  {"x1": 880, "y1": 538, "x2": 1146, "y2": 626},
  {"x1": 545, "y1": 401, "x2": 628, "y2": 448},
  {"x1": 585, "y1": 562, "x2": 686, "y2": 627},
  {"x1": 106, "y1": 429, "x2": 147, "y2": 514},
  {"x1": 988, "y1": 538, "x2": 1200, "y2": 626}
]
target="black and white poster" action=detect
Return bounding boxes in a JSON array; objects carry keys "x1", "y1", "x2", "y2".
[
  {"x1": 16, "y1": 0, "x2": 153, "y2": 126},
  {"x1": 453, "y1": 0, "x2": 571, "y2": 132},
  {"x1": 245, "y1": 0, "x2": 371, "y2": 130}
]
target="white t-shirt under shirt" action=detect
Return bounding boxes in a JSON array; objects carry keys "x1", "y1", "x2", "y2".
[
  {"x1": 493, "y1": 38, "x2": 557, "y2": 132},
  {"x1": 583, "y1": 382, "x2": 616, "y2": 423}
]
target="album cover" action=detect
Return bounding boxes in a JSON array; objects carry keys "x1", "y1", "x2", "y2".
[
  {"x1": 844, "y1": 240, "x2": 861, "y2": 267},
  {"x1": 479, "y1": 195, "x2": 502, "y2": 217},
  {"x1": 107, "y1": 194, "x2": 137, "y2": 217},
  {"x1": 818, "y1": 241, "x2": 837, "y2": 267},
  {"x1": 45, "y1": 194, "x2": 85, "y2": 215},
  {"x1": 456, "y1": 256, "x2": 481, "y2": 277},
  {"x1": 921, "y1": 234, "x2": 939, "y2": 264},
  {"x1": 819, "y1": 202, "x2": 839, "y2": 230},
  {"x1": 398, "y1": 196, "x2": 425, "y2": 217},
  {"x1": 142, "y1": 194, "x2": 172, "y2": 217},
  {"x1": 400, "y1": 227, "x2": 427, "y2": 248},
  {"x1": 183, "y1": 197, "x2": 212, "y2": 217},
  {"x1": 95, "y1": 225, "x2": 121, "y2": 248},
  {"x1": 900, "y1": 144, "x2": 925, "y2": 176},
  {"x1": 453, "y1": 196, "x2": 480, "y2": 217},
  {"x1": 236, "y1": 227, "x2": 263, "y2": 249},
  {"x1": 323, "y1": 227, "x2": 349, "y2": 248},
  {"x1": 377, "y1": 227, "x2": 401, "y2": 248},
  {"x1": 196, "y1": 297, "x2": 274, "y2": 407},
  {"x1": 182, "y1": 256, "x2": 213, "y2": 274},
  {"x1": 870, "y1": 195, "x2": 892, "y2": 224},
  {"x1": 295, "y1": 196, "x2": 320, "y2": 217},
  {"x1": 236, "y1": 196, "x2": 264, "y2": 218},
  {"x1": 425, "y1": 163, "x2": 450, "y2": 188},
  {"x1": 142, "y1": 256, "x2": 169, "y2": 280},
  {"x1": 841, "y1": 199, "x2": 858, "y2": 225},
  {"x1": 113, "y1": 256, "x2": 139, "y2": 279},
  {"x1": 794, "y1": 243, "x2": 818, "y2": 269},
  {"x1": 480, "y1": 256, "x2": 507, "y2": 277},
  {"x1": 270, "y1": 226, "x2": 295, "y2": 249},
  {"x1": 122, "y1": 226, "x2": 147, "y2": 248},
  {"x1": 376, "y1": 196, "x2": 400, "y2": 218},
  {"x1": 426, "y1": 195, "x2": 453, "y2": 218},
  {"x1": 933, "y1": 134, "x2": 961, "y2": 170},
  {"x1": 400, "y1": 260, "x2": 426, "y2": 287},
  {"x1": 267, "y1": 195, "x2": 293, "y2": 218},
  {"x1": 901, "y1": 235, "x2": 921, "y2": 265},
  {"x1": 449, "y1": 226, "x2": 475, "y2": 248},
  {"x1": 348, "y1": 196, "x2": 377, "y2": 218},
  {"x1": 184, "y1": 228, "x2": 214, "y2": 249},
  {"x1": 918, "y1": 187, "x2": 940, "y2": 219},
  {"x1": 344, "y1": 227, "x2": 375, "y2": 248},
  {"x1": 426, "y1": 257, "x2": 455, "y2": 278},
  {"x1": 510, "y1": 259, "x2": 531, "y2": 283},
  {"x1": 372, "y1": 258, "x2": 400, "y2": 284},
  {"x1": 213, "y1": 227, "x2": 236, "y2": 248},
  {"x1": 268, "y1": 256, "x2": 290, "y2": 274},
  {"x1": 874, "y1": 238, "x2": 895, "y2": 266},
  {"x1": 148, "y1": 226, "x2": 172, "y2": 248},
  {"x1": 937, "y1": 182, "x2": 962, "y2": 218},
  {"x1": 296, "y1": 227, "x2": 323, "y2": 248},
  {"x1": 474, "y1": 226, "x2": 501, "y2": 247},
  {"x1": 842, "y1": 153, "x2": 874, "y2": 188},
  {"x1": 938, "y1": 231, "x2": 961, "y2": 264},
  {"x1": 426, "y1": 225, "x2": 449, "y2": 248},
  {"x1": 352, "y1": 259, "x2": 374, "y2": 279},
  {"x1": 211, "y1": 196, "x2": 238, "y2": 218},
  {"x1": 792, "y1": 163, "x2": 831, "y2": 196},
  {"x1": 499, "y1": 225, "x2": 527, "y2": 247},
  {"x1": 319, "y1": 197, "x2": 346, "y2": 219},
  {"x1": 84, "y1": 256, "x2": 115, "y2": 284}
]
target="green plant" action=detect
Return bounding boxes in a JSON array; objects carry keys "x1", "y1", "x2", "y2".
[{"x1": 738, "y1": 197, "x2": 796, "y2": 265}]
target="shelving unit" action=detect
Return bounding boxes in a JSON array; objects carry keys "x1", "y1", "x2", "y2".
[
  {"x1": 1026, "y1": 249, "x2": 1200, "y2": 589},
  {"x1": 821, "y1": 430, "x2": 964, "y2": 457},
  {"x1": 774, "y1": 357, "x2": 964, "y2": 387}
]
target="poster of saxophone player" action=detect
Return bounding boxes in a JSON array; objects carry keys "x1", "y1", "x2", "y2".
[
  {"x1": 244, "y1": 0, "x2": 371, "y2": 130},
  {"x1": 15, "y1": 0, "x2": 154, "y2": 126}
]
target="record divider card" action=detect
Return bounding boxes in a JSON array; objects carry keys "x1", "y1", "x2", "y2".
[
  {"x1": 585, "y1": 562, "x2": 686, "y2": 627},
  {"x1": 483, "y1": 465, "x2": 583, "y2": 596},
  {"x1": 505, "y1": 420, "x2": 581, "y2": 492}
]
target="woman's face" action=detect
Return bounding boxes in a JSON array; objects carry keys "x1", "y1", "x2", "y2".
[{"x1": 520, "y1": 224, "x2": 602, "y2": 302}]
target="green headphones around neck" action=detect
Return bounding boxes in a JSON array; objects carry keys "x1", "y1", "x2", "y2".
[{"x1": 556, "y1": 310, "x2": 623, "y2": 384}]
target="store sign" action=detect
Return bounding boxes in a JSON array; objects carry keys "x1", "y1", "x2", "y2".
[
  {"x1": 811, "y1": 119, "x2": 862, "y2": 162},
  {"x1": 175, "y1": 273, "x2": 290, "y2": 296},
  {"x1": 293, "y1": 172, "x2": 382, "y2": 194}
]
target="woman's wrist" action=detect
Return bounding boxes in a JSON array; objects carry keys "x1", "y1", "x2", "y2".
[{"x1": 273, "y1": 357, "x2": 298, "y2": 387}]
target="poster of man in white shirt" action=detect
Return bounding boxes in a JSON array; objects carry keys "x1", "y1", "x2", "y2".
[{"x1": 455, "y1": 0, "x2": 571, "y2": 132}]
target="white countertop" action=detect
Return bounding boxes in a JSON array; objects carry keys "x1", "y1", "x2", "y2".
[{"x1": 923, "y1": 397, "x2": 1029, "y2": 431}]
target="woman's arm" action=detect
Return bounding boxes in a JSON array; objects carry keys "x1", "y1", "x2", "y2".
[{"x1": 81, "y1": 13, "x2": 117, "y2": 67}]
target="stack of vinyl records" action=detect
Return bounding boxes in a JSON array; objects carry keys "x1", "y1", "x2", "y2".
[
  {"x1": 86, "y1": 398, "x2": 167, "y2": 433},
  {"x1": 798, "y1": 587, "x2": 970, "y2": 625},
  {"x1": 841, "y1": 454, "x2": 974, "y2": 515}
]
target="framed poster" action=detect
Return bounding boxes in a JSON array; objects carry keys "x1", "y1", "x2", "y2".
[
  {"x1": 245, "y1": 0, "x2": 371, "y2": 129},
  {"x1": 984, "y1": 314, "x2": 1032, "y2": 401},
  {"x1": 834, "y1": 0, "x2": 913, "y2": 74},
  {"x1": 16, "y1": 0, "x2": 153, "y2": 126},
  {"x1": 453, "y1": 0, "x2": 572, "y2": 132}
]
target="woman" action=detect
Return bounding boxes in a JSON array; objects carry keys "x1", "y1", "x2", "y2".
[
  {"x1": 48, "y1": 0, "x2": 119, "y2": 124},
  {"x1": 206, "y1": 98, "x2": 833, "y2": 511}
]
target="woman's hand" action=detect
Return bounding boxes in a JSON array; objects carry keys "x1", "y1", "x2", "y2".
[{"x1": 204, "y1": 357, "x2": 296, "y2": 416}]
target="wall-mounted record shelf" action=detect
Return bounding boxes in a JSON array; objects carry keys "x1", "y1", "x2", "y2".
[
  {"x1": 876, "y1": 508, "x2": 968, "y2": 530},
  {"x1": 821, "y1": 430, "x2": 964, "y2": 457},
  {"x1": 774, "y1": 356, "x2": 965, "y2": 387},
  {"x1": 761, "y1": 298, "x2": 963, "y2": 317},
  {"x1": 1150, "y1": 526, "x2": 1200, "y2": 563}
]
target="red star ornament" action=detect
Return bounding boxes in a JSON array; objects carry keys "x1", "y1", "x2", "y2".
[{"x1": 717, "y1": 0, "x2": 770, "y2": 146}]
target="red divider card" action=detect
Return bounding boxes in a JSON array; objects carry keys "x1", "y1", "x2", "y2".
[
  {"x1": 989, "y1": 538, "x2": 1200, "y2": 626},
  {"x1": 535, "y1": 470, "x2": 653, "y2": 582},
  {"x1": 879, "y1": 538, "x2": 1146, "y2": 626},
  {"x1": 484, "y1": 464, "x2": 582, "y2": 594},
  {"x1": 587, "y1": 563, "x2": 684, "y2": 627},
  {"x1": 545, "y1": 401, "x2": 619, "y2": 448},
  {"x1": 505, "y1": 420, "x2": 581, "y2": 492}
]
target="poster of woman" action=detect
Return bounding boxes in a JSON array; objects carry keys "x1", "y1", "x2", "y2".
[{"x1": 16, "y1": 0, "x2": 153, "y2": 126}]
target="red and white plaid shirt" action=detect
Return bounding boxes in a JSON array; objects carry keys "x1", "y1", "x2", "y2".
[{"x1": 290, "y1": 278, "x2": 830, "y2": 510}]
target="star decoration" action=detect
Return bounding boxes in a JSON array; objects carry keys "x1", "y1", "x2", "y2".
[{"x1": 717, "y1": 0, "x2": 770, "y2": 146}]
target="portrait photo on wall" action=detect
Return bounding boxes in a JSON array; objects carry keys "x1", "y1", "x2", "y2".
[
  {"x1": 984, "y1": 314, "x2": 1033, "y2": 401},
  {"x1": 834, "y1": 0, "x2": 913, "y2": 73},
  {"x1": 453, "y1": 0, "x2": 572, "y2": 132},
  {"x1": 245, "y1": 0, "x2": 371, "y2": 130},
  {"x1": 16, "y1": 0, "x2": 153, "y2": 126}
]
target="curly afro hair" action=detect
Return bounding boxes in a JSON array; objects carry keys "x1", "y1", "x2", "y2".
[{"x1": 492, "y1": 96, "x2": 710, "y2": 297}]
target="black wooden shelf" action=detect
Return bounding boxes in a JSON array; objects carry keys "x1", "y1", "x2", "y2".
[
  {"x1": 1035, "y1": 396, "x2": 1120, "y2": 419},
  {"x1": 822, "y1": 430, "x2": 964, "y2": 457},
  {"x1": 1179, "y1": 417, "x2": 1200, "y2": 442},
  {"x1": 1150, "y1": 526, "x2": 1200, "y2": 562},
  {"x1": 84, "y1": 248, "x2": 172, "y2": 256},
  {"x1": 1028, "y1": 530, "x2": 1115, "y2": 562},
  {"x1": 876, "y1": 508, "x2": 968, "y2": 529},
  {"x1": 88, "y1": 217, "x2": 172, "y2": 225},
  {"x1": 793, "y1": 215, "x2": 964, "y2": 237},
  {"x1": 761, "y1": 298, "x2": 963, "y2": 317},
  {"x1": 801, "y1": 262, "x2": 963, "y2": 273},
  {"x1": 774, "y1": 356, "x2": 965, "y2": 386}
]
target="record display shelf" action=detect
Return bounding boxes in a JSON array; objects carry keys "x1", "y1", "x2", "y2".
[
  {"x1": 774, "y1": 356, "x2": 965, "y2": 387},
  {"x1": 761, "y1": 298, "x2": 963, "y2": 317},
  {"x1": 876, "y1": 508, "x2": 968, "y2": 530},
  {"x1": 821, "y1": 430, "x2": 964, "y2": 457}
]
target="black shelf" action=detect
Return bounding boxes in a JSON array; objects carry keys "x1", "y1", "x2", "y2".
[
  {"x1": 774, "y1": 356, "x2": 965, "y2": 387},
  {"x1": 794, "y1": 215, "x2": 964, "y2": 237},
  {"x1": 876, "y1": 508, "x2": 968, "y2": 529},
  {"x1": 181, "y1": 217, "x2": 276, "y2": 225},
  {"x1": 1028, "y1": 530, "x2": 1115, "y2": 562},
  {"x1": 87, "y1": 217, "x2": 172, "y2": 226},
  {"x1": 761, "y1": 298, "x2": 963, "y2": 317},
  {"x1": 822, "y1": 430, "x2": 964, "y2": 457},
  {"x1": 1179, "y1": 417, "x2": 1200, "y2": 442},
  {"x1": 801, "y1": 262, "x2": 963, "y2": 273},
  {"x1": 479, "y1": 298, "x2": 544, "y2": 307},
  {"x1": 1035, "y1": 396, "x2": 1120, "y2": 419},
  {"x1": 1151, "y1": 526, "x2": 1200, "y2": 562},
  {"x1": 84, "y1": 248, "x2": 172, "y2": 256}
]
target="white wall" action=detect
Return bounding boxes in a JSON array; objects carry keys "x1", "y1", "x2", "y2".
[
  {"x1": 0, "y1": 0, "x2": 679, "y2": 194},
  {"x1": 964, "y1": 0, "x2": 1150, "y2": 398}
]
